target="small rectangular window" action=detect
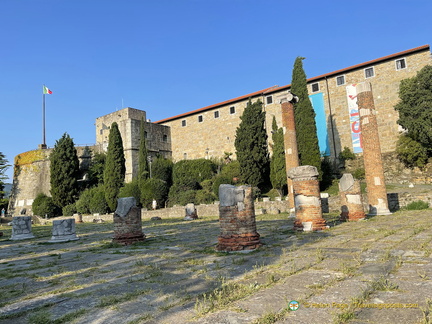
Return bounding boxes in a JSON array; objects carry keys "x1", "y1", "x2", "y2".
[
  {"x1": 395, "y1": 58, "x2": 406, "y2": 70},
  {"x1": 266, "y1": 95, "x2": 273, "y2": 104},
  {"x1": 183, "y1": 153, "x2": 187, "y2": 160},
  {"x1": 214, "y1": 111, "x2": 219, "y2": 118},
  {"x1": 163, "y1": 134, "x2": 168, "y2": 142},
  {"x1": 198, "y1": 115, "x2": 203, "y2": 123},
  {"x1": 311, "y1": 82, "x2": 320, "y2": 92},
  {"x1": 365, "y1": 67, "x2": 375, "y2": 78},
  {"x1": 144, "y1": 131, "x2": 148, "y2": 139},
  {"x1": 230, "y1": 106, "x2": 235, "y2": 114},
  {"x1": 336, "y1": 75, "x2": 345, "y2": 86},
  {"x1": 181, "y1": 120, "x2": 186, "y2": 127}
]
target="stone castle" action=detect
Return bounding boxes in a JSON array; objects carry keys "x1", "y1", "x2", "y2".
[{"x1": 8, "y1": 45, "x2": 432, "y2": 215}]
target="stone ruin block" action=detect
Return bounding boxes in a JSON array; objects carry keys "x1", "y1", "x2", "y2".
[
  {"x1": 339, "y1": 173, "x2": 365, "y2": 221},
  {"x1": 288, "y1": 166, "x2": 328, "y2": 231},
  {"x1": 184, "y1": 203, "x2": 198, "y2": 220},
  {"x1": 10, "y1": 216, "x2": 35, "y2": 240},
  {"x1": 48, "y1": 218, "x2": 79, "y2": 243},
  {"x1": 113, "y1": 197, "x2": 146, "y2": 245},
  {"x1": 216, "y1": 184, "x2": 261, "y2": 252},
  {"x1": 73, "y1": 213, "x2": 83, "y2": 223}
]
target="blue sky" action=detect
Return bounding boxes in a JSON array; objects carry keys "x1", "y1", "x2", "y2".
[{"x1": 1, "y1": 0, "x2": 431, "y2": 181}]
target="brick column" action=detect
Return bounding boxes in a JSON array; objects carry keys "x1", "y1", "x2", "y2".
[
  {"x1": 278, "y1": 92, "x2": 300, "y2": 211},
  {"x1": 216, "y1": 184, "x2": 261, "y2": 251},
  {"x1": 288, "y1": 166, "x2": 328, "y2": 231},
  {"x1": 339, "y1": 173, "x2": 365, "y2": 221},
  {"x1": 356, "y1": 82, "x2": 391, "y2": 215},
  {"x1": 113, "y1": 197, "x2": 146, "y2": 245}
]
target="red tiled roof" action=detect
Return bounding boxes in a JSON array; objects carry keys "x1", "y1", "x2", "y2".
[{"x1": 155, "y1": 45, "x2": 430, "y2": 124}]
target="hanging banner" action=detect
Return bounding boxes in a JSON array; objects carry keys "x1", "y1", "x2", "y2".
[
  {"x1": 309, "y1": 93, "x2": 330, "y2": 156},
  {"x1": 346, "y1": 84, "x2": 363, "y2": 153}
]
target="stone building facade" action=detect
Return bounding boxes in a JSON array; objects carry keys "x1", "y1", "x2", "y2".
[
  {"x1": 156, "y1": 45, "x2": 432, "y2": 162},
  {"x1": 95, "y1": 107, "x2": 171, "y2": 182}
]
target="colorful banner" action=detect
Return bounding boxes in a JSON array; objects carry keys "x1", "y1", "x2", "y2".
[
  {"x1": 309, "y1": 93, "x2": 331, "y2": 156},
  {"x1": 346, "y1": 84, "x2": 363, "y2": 153}
]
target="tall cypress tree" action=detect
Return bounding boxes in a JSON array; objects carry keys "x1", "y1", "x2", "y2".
[
  {"x1": 50, "y1": 133, "x2": 80, "y2": 207},
  {"x1": 138, "y1": 117, "x2": 150, "y2": 183},
  {"x1": 291, "y1": 57, "x2": 322, "y2": 178},
  {"x1": 269, "y1": 116, "x2": 286, "y2": 196},
  {"x1": 104, "y1": 122, "x2": 126, "y2": 211},
  {"x1": 234, "y1": 99, "x2": 270, "y2": 189}
]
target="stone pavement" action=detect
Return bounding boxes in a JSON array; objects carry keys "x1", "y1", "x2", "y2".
[{"x1": 0, "y1": 210, "x2": 431, "y2": 324}]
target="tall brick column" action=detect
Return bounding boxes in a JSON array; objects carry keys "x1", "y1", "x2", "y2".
[
  {"x1": 113, "y1": 197, "x2": 146, "y2": 245},
  {"x1": 278, "y1": 92, "x2": 300, "y2": 211},
  {"x1": 356, "y1": 82, "x2": 391, "y2": 215},
  {"x1": 288, "y1": 166, "x2": 328, "y2": 231},
  {"x1": 216, "y1": 184, "x2": 261, "y2": 251},
  {"x1": 339, "y1": 173, "x2": 365, "y2": 221}
]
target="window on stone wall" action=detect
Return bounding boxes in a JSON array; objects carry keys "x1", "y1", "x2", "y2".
[
  {"x1": 395, "y1": 58, "x2": 406, "y2": 70},
  {"x1": 311, "y1": 82, "x2": 320, "y2": 92},
  {"x1": 144, "y1": 131, "x2": 148, "y2": 139},
  {"x1": 198, "y1": 115, "x2": 203, "y2": 123},
  {"x1": 266, "y1": 95, "x2": 273, "y2": 104},
  {"x1": 182, "y1": 120, "x2": 186, "y2": 127},
  {"x1": 214, "y1": 111, "x2": 219, "y2": 118},
  {"x1": 365, "y1": 67, "x2": 375, "y2": 78},
  {"x1": 183, "y1": 153, "x2": 187, "y2": 160},
  {"x1": 163, "y1": 134, "x2": 168, "y2": 142},
  {"x1": 336, "y1": 75, "x2": 345, "y2": 86},
  {"x1": 230, "y1": 106, "x2": 235, "y2": 114}
]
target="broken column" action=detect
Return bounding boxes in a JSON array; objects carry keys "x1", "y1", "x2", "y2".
[
  {"x1": 356, "y1": 82, "x2": 391, "y2": 215},
  {"x1": 113, "y1": 197, "x2": 145, "y2": 245},
  {"x1": 10, "y1": 216, "x2": 35, "y2": 240},
  {"x1": 279, "y1": 92, "x2": 300, "y2": 211},
  {"x1": 287, "y1": 166, "x2": 328, "y2": 231},
  {"x1": 48, "y1": 218, "x2": 79, "y2": 243},
  {"x1": 339, "y1": 173, "x2": 365, "y2": 221},
  {"x1": 216, "y1": 184, "x2": 261, "y2": 251},
  {"x1": 184, "y1": 203, "x2": 198, "y2": 220}
]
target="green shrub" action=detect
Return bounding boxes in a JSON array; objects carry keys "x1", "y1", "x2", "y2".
[
  {"x1": 195, "y1": 189, "x2": 217, "y2": 205},
  {"x1": 263, "y1": 188, "x2": 280, "y2": 200},
  {"x1": 320, "y1": 155, "x2": 334, "y2": 191},
  {"x1": 220, "y1": 160, "x2": 241, "y2": 180},
  {"x1": 89, "y1": 185, "x2": 109, "y2": 214},
  {"x1": 172, "y1": 159, "x2": 217, "y2": 187},
  {"x1": 339, "y1": 146, "x2": 356, "y2": 161},
  {"x1": 152, "y1": 156, "x2": 173, "y2": 186},
  {"x1": 32, "y1": 193, "x2": 61, "y2": 218},
  {"x1": 76, "y1": 188, "x2": 92, "y2": 214},
  {"x1": 353, "y1": 168, "x2": 365, "y2": 180},
  {"x1": 200, "y1": 179, "x2": 213, "y2": 193},
  {"x1": 405, "y1": 200, "x2": 429, "y2": 210},
  {"x1": 212, "y1": 175, "x2": 235, "y2": 196},
  {"x1": 62, "y1": 203, "x2": 77, "y2": 216},
  {"x1": 118, "y1": 179, "x2": 141, "y2": 206},
  {"x1": 396, "y1": 135, "x2": 429, "y2": 168},
  {"x1": 167, "y1": 186, "x2": 196, "y2": 207},
  {"x1": 140, "y1": 178, "x2": 169, "y2": 209}
]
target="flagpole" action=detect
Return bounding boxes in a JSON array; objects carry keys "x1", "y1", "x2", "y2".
[{"x1": 41, "y1": 85, "x2": 47, "y2": 149}]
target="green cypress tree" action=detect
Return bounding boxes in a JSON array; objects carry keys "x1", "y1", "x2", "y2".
[
  {"x1": 104, "y1": 122, "x2": 126, "y2": 211},
  {"x1": 234, "y1": 99, "x2": 270, "y2": 189},
  {"x1": 291, "y1": 57, "x2": 322, "y2": 178},
  {"x1": 269, "y1": 116, "x2": 286, "y2": 196},
  {"x1": 50, "y1": 133, "x2": 80, "y2": 208},
  {"x1": 138, "y1": 117, "x2": 150, "y2": 183}
]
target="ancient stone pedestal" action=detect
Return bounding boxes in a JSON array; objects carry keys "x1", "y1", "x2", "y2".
[
  {"x1": 279, "y1": 92, "x2": 300, "y2": 212},
  {"x1": 216, "y1": 184, "x2": 261, "y2": 251},
  {"x1": 184, "y1": 203, "x2": 198, "y2": 220},
  {"x1": 339, "y1": 173, "x2": 365, "y2": 221},
  {"x1": 73, "y1": 213, "x2": 83, "y2": 223},
  {"x1": 356, "y1": 82, "x2": 391, "y2": 216},
  {"x1": 48, "y1": 219, "x2": 79, "y2": 243},
  {"x1": 288, "y1": 166, "x2": 328, "y2": 231},
  {"x1": 113, "y1": 197, "x2": 145, "y2": 245},
  {"x1": 10, "y1": 216, "x2": 35, "y2": 240}
]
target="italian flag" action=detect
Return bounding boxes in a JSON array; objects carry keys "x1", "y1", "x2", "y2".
[{"x1": 43, "y1": 85, "x2": 53, "y2": 94}]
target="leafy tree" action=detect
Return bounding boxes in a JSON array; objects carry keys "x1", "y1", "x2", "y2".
[
  {"x1": 234, "y1": 99, "x2": 270, "y2": 189},
  {"x1": 152, "y1": 156, "x2": 173, "y2": 187},
  {"x1": 269, "y1": 116, "x2": 286, "y2": 196},
  {"x1": 104, "y1": 122, "x2": 126, "y2": 211},
  {"x1": 138, "y1": 117, "x2": 150, "y2": 183},
  {"x1": 88, "y1": 152, "x2": 106, "y2": 187},
  {"x1": 395, "y1": 65, "x2": 432, "y2": 150},
  {"x1": 291, "y1": 57, "x2": 322, "y2": 179},
  {"x1": 32, "y1": 193, "x2": 61, "y2": 218},
  {"x1": 0, "y1": 152, "x2": 10, "y2": 209},
  {"x1": 118, "y1": 179, "x2": 141, "y2": 205},
  {"x1": 396, "y1": 134, "x2": 429, "y2": 168},
  {"x1": 140, "y1": 178, "x2": 169, "y2": 209},
  {"x1": 50, "y1": 133, "x2": 80, "y2": 208}
]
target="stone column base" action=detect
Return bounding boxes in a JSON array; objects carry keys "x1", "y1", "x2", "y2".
[
  {"x1": 341, "y1": 211, "x2": 366, "y2": 221},
  {"x1": 10, "y1": 233, "x2": 35, "y2": 240},
  {"x1": 367, "y1": 206, "x2": 392, "y2": 216},
  {"x1": 216, "y1": 233, "x2": 261, "y2": 252},
  {"x1": 113, "y1": 233, "x2": 146, "y2": 245},
  {"x1": 294, "y1": 218, "x2": 328, "y2": 231},
  {"x1": 48, "y1": 234, "x2": 79, "y2": 243}
]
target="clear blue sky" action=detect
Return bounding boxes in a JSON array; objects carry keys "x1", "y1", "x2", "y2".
[{"x1": 1, "y1": 0, "x2": 431, "y2": 181}]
